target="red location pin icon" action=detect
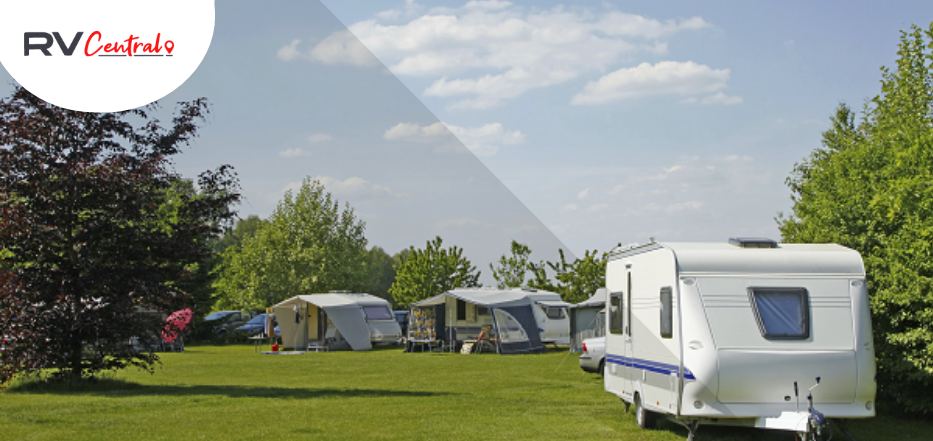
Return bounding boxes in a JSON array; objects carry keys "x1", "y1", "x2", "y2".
[{"x1": 165, "y1": 40, "x2": 174, "y2": 54}]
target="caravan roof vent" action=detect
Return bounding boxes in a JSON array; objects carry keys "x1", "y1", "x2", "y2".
[
  {"x1": 728, "y1": 237, "x2": 778, "y2": 249},
  {"x1": 521, "y1": 288, "x2": 538, "y2": 292},
  {"x1": 328, "y1": 290, "x2": 352, "y2": 294}
]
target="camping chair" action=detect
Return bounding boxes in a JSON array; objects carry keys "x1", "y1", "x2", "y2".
[{"x1": 475, "y1": 325, "x2": 494, "y2": 354}]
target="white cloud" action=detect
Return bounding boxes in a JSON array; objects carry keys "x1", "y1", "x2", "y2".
[
  {"x1": 307, "y1": 133, "x2": 332, "y2": 144},
  {"x1": 314, "y1": 176, "x2": 407, "y2": 198},
  {"x1": 699, "y1": 91, "x2": 743, "y2": 105},
  {"x1": 587, "y1": 203, "x2": 609, "y2": 213},
  {"x1": 295, "y1": 4, "x2": 710, "y2": 108},
  {"x1": 562, "y1": 204, "x2": 578, "y2": 211},
  {"x1": 609, "y1": 184, "x2": 625, "y2": 195},
  {"x1": 278, "y1": 30, "x2": 380, "y2": 66},
  {"x1": 377, "y1": 9, "x2": 401, "y2": 20},
  {"x1": 277, "y1": 39, "x2": 301, "y2": 61},
  {"x1": 723, "y1": 155, "x2": 753, "y2": 162},
  {"x1": 572, "y1": 61, "x2": 731, "y2": 105},
  {"x1": 279, "y1": 148, "x2": 310, "y2": 158},
  {"x1": 577, "y1": 188, "x2": 590, "y2": 199},
  {"x1": 383, "y1": 121, "x2": 523, "y2": 156},
  {"x1": 384, "y1": 121, "x2": 452, "y2": 141}
]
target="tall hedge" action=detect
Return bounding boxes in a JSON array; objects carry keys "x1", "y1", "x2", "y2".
[{"x1": 778, "y1": 24, "x2": 933, "y2": 414}]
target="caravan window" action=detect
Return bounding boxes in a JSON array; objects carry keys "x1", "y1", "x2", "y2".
[
  {"x1": 659, "y1": 287, "x2": 673, "y2": 339},
  {"x1": 456, "y1": 299, "x2": 467, "y2": 321},
  {"x1": 543, "y1": 306, "x2": 566, "y2": 319},
  {"x1": 610, "y1": 293, "x2": 624, "y2": 334},
  {"x1": 749, "y1": 287, "x2": 810, "y2": 340},
  {"x1": 363, "y1": 305, "x2": 393, "y2": 321}
]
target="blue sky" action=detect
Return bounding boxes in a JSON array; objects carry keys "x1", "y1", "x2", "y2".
[{"x1": 1, "y1": 0, "x2": 929, "y2": 283}]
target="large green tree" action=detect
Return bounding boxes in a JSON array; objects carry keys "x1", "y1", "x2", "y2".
[
  {"x1": 528, "y1": 248, "x2": 611, "y2": 304},
  {"x1": 778, "y1": 24, "x2": 933, "y2": 414},
  {"x1": 362, "y1": 246, "x2": 399, "y2": 307},
  {"x1": 0, "y1": 88, "x2": 239, "y2": 385},
  {"x1": 389, "y1": 236, "x2": 481, "y2": 308},
  {"x1": 489, "y1": 240, "x2": 533, "y2": 289},
  {"x1": 214, "y1": 178, "x2": 368, "y2": 310}
]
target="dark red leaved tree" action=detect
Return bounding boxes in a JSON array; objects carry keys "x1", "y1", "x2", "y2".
[{"x1": 0, "y1": 87, "x2": 239, "y2": 386}]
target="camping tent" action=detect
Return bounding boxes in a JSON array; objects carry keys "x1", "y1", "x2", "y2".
[
  {"x1": 272, "y1": 293, "x2": 399, "y2": 351},
  {"x1": 409, "y1": 287, "x2": 564, "y2": 354},
  {"x1": 569, "y1": 288, "x2": 607, "y2": 353}
]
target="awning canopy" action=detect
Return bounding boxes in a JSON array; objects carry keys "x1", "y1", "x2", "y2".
[
  {"x1": 535, "y1": 300, "x2": 572, "y2": 308},
  {"x1": 571, "y1": 288, "x2": 608, "y2": 309},
  {"x1": 272, "y1": 294, "x2": 389, "y2": 351},
  {"x1": 412, "y1": 288, "x2": 540, "y2": 309}
]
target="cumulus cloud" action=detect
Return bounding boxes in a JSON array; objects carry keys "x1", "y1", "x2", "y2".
[
  {"x1": 286, "y1": 3, "x2": 711, "y2": 108},
  {"x1": 307, "y1": 133, "x2": 332, "y2": 144},
  {"x1": 562, "y1": 204, "x2": 578, "y2": 211},
  {"x1": 587, "y1": 203, "x2": 609, "y2": 213},
  {"x1": 383, "y1": 121, "x2": 523, "y2": 156},
  {"x1": 277, "y1": 31, "x2": 379, "y2": 66},
  {"x1": 313, "y1": 176, "x2": 407, "y2": 198},
  {"x1": 577, "y1": 188, "x2": 590, "y2": 199},
  {"x1": 572, "y1": 61, "x2": 732, "y2": 105},
  {"x1": 279, "y1": 148, "x2": 310, "y2": 158}
]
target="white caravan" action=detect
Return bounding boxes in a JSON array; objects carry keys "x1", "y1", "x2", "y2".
[
  {"x1": 527, "y1": 292, "x2": 571, "y2": 345},
  {"x1": 603, "y1": 238, "x2": 875, "y2": 439}
]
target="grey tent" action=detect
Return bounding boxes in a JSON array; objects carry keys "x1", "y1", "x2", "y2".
[
  {"x1": 569, "y1": 288, "x2": 607, "y2": 352},
  {"x1": 273, "y1": 293, "x2": 399, "y2": 351},
  {"x1": 410, "y1": 287, "x2": 563, "y2": 354}
]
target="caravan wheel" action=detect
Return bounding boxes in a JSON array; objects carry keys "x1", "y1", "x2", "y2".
[
  {"x1": 598, "y1": 359, "x2": 605, "y2": 378},
  {"x1": 634, "y1": 394, "x2": 657, "y2": 429}
]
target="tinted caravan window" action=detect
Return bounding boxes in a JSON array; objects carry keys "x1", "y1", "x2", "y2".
[
  {"x1": 363, "y1": 306, "x2": 393, "y2": 320},
  {"x1": 610, "y1": 293, "x2": 623, "y2": 334},
  {"x1": 749, "y1": 287, "x2": 810, "y2": 340},
  {"x1": 659, "y1": 287, "x2": 672, "y2": 339}
]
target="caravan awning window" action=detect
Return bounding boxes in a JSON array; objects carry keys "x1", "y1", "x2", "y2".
[
  {"x1": 749, "y1": 287, "x2": 810, "y2": 340},
  {"x1": 363, "y1": 305, "x2": 393, "y2": 321}
]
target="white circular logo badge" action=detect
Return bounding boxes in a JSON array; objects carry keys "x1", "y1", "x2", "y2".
[{"x1": 0, "y1": 0, "x2": 214, "y2": 112}]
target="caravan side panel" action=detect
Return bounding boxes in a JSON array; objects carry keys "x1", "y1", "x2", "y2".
[{"x1": 605, "y1": 246, "x2": 682, "y2": 415}]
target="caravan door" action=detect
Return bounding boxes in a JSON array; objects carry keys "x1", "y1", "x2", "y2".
[{"x1": 623, "y1": 269, "x2": 635, "y2": 394}]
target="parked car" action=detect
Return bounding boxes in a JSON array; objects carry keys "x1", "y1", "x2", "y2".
[
  {"x1": 204, "y1": 310, "x2": 250, "y2": 335},
  {"x1": 579, "y1": 336, "x2": 606, "y2": 375},
  {"x1": 234, "y1": 313, "x2": 280, "y2": 338},
  {"x1": 393, "y1": 310, "x2": 409, "y2": 338}
]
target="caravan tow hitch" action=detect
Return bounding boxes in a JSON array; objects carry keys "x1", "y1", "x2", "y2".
[{"x1": 796, "y1": 377, "x2": 831, "y2": 441}]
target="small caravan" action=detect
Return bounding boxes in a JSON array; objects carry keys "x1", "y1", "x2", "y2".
[
  {"x1": 602, "y1": 239, "x2": 875, "y2": 438},
  {"x1": 408, "y1": 287, "x2": 570, "y2": 353},
  {"x1": 273, "y1": 292, "x2": 401, "y2": 351}
]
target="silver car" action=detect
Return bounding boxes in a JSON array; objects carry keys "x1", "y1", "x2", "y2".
[{"x1": 579, "y1": 336, "x2": 606, "y2": 375}]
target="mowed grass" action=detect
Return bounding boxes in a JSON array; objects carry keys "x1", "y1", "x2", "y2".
[{"x1": 1, "y1": 346, "x2": 930, "y2": 441}]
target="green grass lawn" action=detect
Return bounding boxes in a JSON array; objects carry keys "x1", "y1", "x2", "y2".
[{"x1": 1, "y1": 345, "x2": 930, "y2": 440}]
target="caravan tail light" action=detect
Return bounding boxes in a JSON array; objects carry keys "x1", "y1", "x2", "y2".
[{"x1": 582, "y1": 342, "x2": 588, "y2": 353}]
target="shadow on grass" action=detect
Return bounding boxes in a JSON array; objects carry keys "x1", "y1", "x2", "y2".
[{"x1": 7, "y1": 378, "x2": 453, "y2": 400}]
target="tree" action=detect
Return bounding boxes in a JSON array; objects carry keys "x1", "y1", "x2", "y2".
[
  {"x1": 0, "y1": 87, "x2": 240, "y2": 385},
  {"x1": 778, "y1": 24, "x2": 933, "y2": 414},
  {"x1": 362, "y1": 246, "x2": 398, "y2": 306},
  {"x1": 489, "y1": 240, "x2": 533, "y2": 289},
  {"x1": 389, "y1": 236, "x2": 481, "y2": 308},
  {"x1": 214, "y1": 178, "x2": 369, "y2": 311},
  {"x1": 212, "y1": 215, "x2": 267, "y2": 255},
  {"x1": 527, "y1": 248, "x2": 611, "y2": 304}
]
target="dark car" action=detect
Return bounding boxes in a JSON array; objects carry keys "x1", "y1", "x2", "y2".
[
  {"x1": 204, "y1": 310, "x2": 250, "y2": 335},
  {"x1": 394, "y1": 310, "x2": 409, "y2": 337},
  {"x1": 234, "y1": 313, "x2": 280, "y2": 338}
]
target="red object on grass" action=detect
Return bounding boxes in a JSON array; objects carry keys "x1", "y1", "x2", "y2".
[{"x1": 162, "y1": 308, "x2": 193, "y2": 343}]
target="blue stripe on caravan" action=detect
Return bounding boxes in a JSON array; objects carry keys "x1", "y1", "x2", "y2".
[{"x1": 605, "y1": 353, "x2": 696, "y2": 380}]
